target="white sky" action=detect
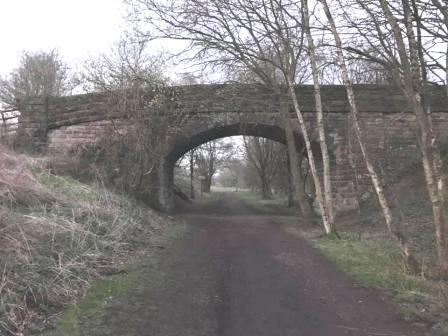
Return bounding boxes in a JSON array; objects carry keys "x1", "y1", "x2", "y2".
[{"x1": 0, "y1": 0, "x2": 126, "y2": 76}]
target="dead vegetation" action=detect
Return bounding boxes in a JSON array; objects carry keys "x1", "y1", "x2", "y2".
[{"x1": 0, "y1": 145, "x2": 168, "y2": 335}]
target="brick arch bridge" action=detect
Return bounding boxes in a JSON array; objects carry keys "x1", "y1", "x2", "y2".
[{"x1": 17, "y1": 84, "x2": 448, "y2": 212}]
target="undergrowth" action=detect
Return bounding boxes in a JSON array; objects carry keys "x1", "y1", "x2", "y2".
[
  {"x1": 305, "y1": 231, "x2": 448, "y2": 335},
  {"x1": 0, "y1": 146, "x2": 168, "y2": 335}
]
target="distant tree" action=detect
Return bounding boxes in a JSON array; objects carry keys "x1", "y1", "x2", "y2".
[
  {"x1": 318, "y1": 48, "x2": 393, "y2": 85},
  {"x1": 195, "y1": 139, "x2": 234, "y2": 193},
  {"x1": 82, "y1": 37, "x2": 167, "y2": 92},
  {"x1": 271, "y1": 151, "x2": 295, "y2": 198},
  {"x1": 0, "y1": 50, "x2": 73, "y2": 109},
  {"x1": 243, "y1": 137, "x2": 285, "y2": 199},
  {"x1": 414, "y1": 0, "x2": 448, "y2": 92},
  {"x1": 189, "y1": 149, "x2": 195, "y2": 198},
  {"x1": 176, "y1": 72, "x2": 207, "y2": 85},
  {"x1": 216, "y1": 158, "x2": 246, "y2": 190}
]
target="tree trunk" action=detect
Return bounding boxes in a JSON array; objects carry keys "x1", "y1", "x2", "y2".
[
  {"x1": 285, "y1": 82, "x2": 337, "y2": 236},
  {"x1": 287, "y1": 156, "x2": 294, "y2": 207},
  {"x1": 347, "y1": 114, "x2": 362, "y2": 220},
  {"x1": 407, "y1": 88, "x2": 448, "y2": 272},
  {"x1": 281, "y1": 96, "x2": 313, "y2": 220},
  {"x1": 373, "y1": 0, "x2": 447, "y2": 273},
  {"x1": 302, "y1": 0, "x2": 335, "y2": 228},
  {"x1": 190, "y1": 150, "x2": 195, "y2": 199},
  {"x1": 204, "y1": 175, "x2": 212, "y2": 193},
  {"x1": 321, "y1": 0, "x2": 420, "y2": 273},
  {"x1": 261, "y1": 172, "x2": 272, "y2": 200},
  {"x1": 406, "y1": 0, "x2": 448, "y2": 273}
]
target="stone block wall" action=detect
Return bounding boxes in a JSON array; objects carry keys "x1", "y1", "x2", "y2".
[
  {"x1": 46, "y1": 93, "x2": 111, "y2": 129},
  {"x1": 16, "y1": 84, "x2": 448, "y2": 212},
  {"x1": 16, "y1": 97, "x2": 48, "y2": 150},
  {"x1": 47, "y1": 120, "x2": 127, "y2": 155}
]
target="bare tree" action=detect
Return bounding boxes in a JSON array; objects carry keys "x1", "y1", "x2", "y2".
[
  {"x1": 189, "y1": 149, "x2": 195, "y2": 199},
  {"x1": 243, "y1": 136, "x2": 284, "y2": 199},
  {"x1": 80, "y1": 36, "x2": 171, "y2": 196},
  {"x1": 301, "y1": 0, "x2": 335, "y2": 227},
  {"x1": 127, "y1": 0, "x2": 337, "y2": 234},
  {"x1": 330, "y1": 0, "x2": 447, "y2": 273},
  {"x1": 280, "y1": 97, "x2": 314, "y2": 219},
  {"x1": 413, "y1": 0, "x2": 448, "y2": 93},
  {"x1": 216, "y1": 158, "x2": 246, "y2": 190},
  {"x1": 195, "y1": 139, "x2": 234, "y2": 193},
  {"x1": 82, "y1": 37, "x2": 167, "y2": 92},
  {"x1": 226, "y1": 58, "x2": 314, "y2": 218},
  {"x1": 0, "y1": 50, "x2": 73, "y2": 109},
  {"x1": 316, "y1": 0, "x2": 426, "y2": 273}
]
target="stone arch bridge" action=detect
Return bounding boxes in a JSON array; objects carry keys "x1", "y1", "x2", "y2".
[{"x1": 17, "y1": 84, "x2": 448, "y2": 212}]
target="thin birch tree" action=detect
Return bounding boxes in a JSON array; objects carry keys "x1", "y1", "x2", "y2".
[
  {"x1": 333, "y1": 0, "x2": 447, "y2": 273},
  {"x1": 301, "y1": 0, "x2": 335, "y2": 227},
  {"x1": 318, "y1": 0, "x2": 422, "y2": 273}
]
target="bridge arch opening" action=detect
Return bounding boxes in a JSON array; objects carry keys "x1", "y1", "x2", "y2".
[
  {"x1": 166, "y1": 123, "x2": 298, "y2": 165},
  {"x1": 156, "y1": 123, "x2": 322, "y2": 212}
]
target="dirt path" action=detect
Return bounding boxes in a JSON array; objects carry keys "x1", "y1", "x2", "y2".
[{"x1": 72, "y1": 192, "x2": 427, "y2": 336}]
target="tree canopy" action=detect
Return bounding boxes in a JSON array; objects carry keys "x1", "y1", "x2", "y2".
[{"x1": 0, "y1": 50, "x2": 73, "y2": 109}]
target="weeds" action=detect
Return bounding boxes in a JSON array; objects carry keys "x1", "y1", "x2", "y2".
[{"x1": 0, "y1": 146, "x2": 167, "y2": 335}]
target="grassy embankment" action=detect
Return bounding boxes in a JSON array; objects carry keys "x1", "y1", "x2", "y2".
[
  {"x1": 230, "y1": 189, "x2": 448, "y2": 335},
  {"x1": 0, "y1": 146, "x2": 185, "y2": 335}
]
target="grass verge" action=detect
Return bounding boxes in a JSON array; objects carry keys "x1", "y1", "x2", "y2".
[
  {"x1": 303, "y1": 230, "x2": 448, "y2": 335},
  {"x1": 214, "y1": 188, "x2": 294, "y2": 216},
  {"x1": 38, "y1": 274, "x2": 133, "y2": 336},
  {"x1": 0, "y1": 146, "x2": 171, "y2": 335},
  {"x1": 229, "y1": 189, "x2": 448, "y2": 335},
  {"x1": 36, "y1": 221, "x2": 190, "y2": 336}
]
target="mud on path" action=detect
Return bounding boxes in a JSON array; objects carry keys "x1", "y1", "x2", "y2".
[{"x1": 66, "y1": 192, "x2": 427, "y2": 336}]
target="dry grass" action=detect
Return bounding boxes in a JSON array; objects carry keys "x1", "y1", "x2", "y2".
[
  {"x1": 0, "y1": 145, "x2": 167, "y2": 335},
  {"x1": 0, "y1": 147, "x2": 54, "y2": 206}
]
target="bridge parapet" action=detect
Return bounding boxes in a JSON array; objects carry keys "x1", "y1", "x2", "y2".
[
  {"x1": 47, "y1": 93, "x2": 111, "y2": 129},
  {"x1": 18, "y1": 84, "x2": 448, "y2": 145},
  {"x1": 15, "y1": 84, "x2": 448, "y2": 212}
]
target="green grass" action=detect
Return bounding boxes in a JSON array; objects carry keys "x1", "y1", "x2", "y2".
[
  {"x1": 230, "y1": 189, "x2": 294, "y2": 215},
  {"x1": 313, "y1": 233, "x2": 424, "y2": 290},
  {"x1": 38, "y1": 274, "x2": 134, "y2": 336},
  {"x1": 210, "y1": 186, "x2": 242, "y2": 192},
  {"x1": 229, "y1": 190, "x2": 448, "y2": 335},
  {"x1": 35, "y1": 221, "x2": 191, "y2": 336},
  {"x1": 35, "y1": 170, "x2": 98, "y2": 201},
  {"x1": 225, "y1": 189, "x2": 447, "y2": 328},
  {"x1": 235, "y1": 189, "x2": 284, "y2": 204},
  {"x1": 34, "y1": 170, "x2": 128, "y2": 207},
  {"x1": 307, "y1": 232, "x2": 448, "y2": 335}
]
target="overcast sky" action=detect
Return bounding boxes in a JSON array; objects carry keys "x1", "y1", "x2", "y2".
[{"x1": 0, "y1": 0, "x2": 126, "y2": 76}]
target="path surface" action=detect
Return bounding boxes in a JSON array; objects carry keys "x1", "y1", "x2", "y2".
[{"x1": 78, "y1": 192, "x2": 426, "y2": 336}]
